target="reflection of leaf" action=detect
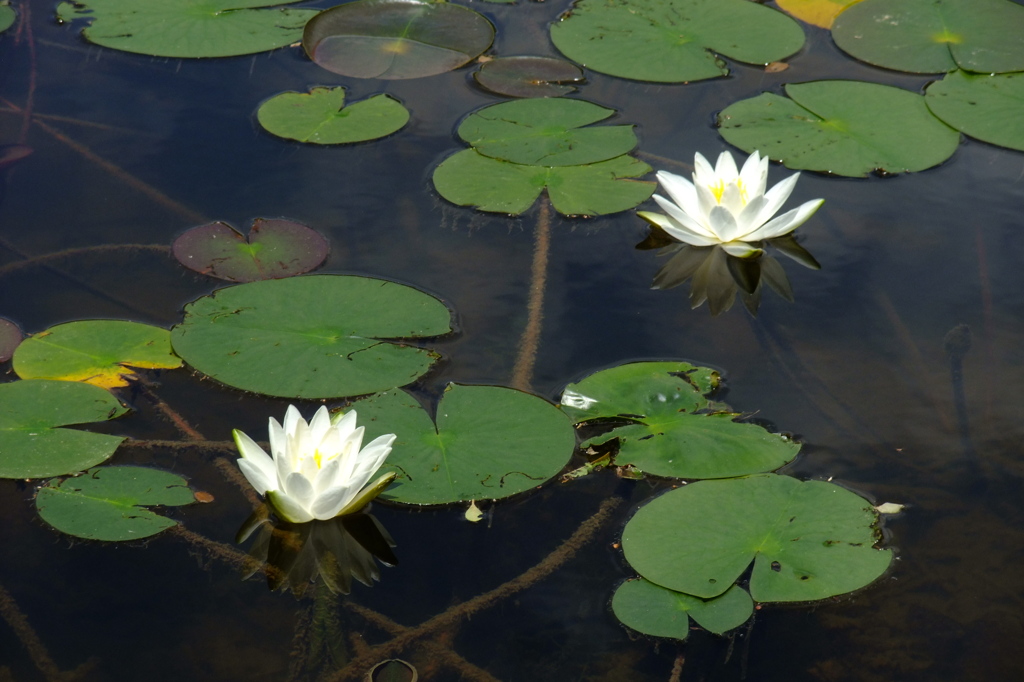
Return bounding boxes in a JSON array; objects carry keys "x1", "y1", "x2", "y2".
[
  {"x1": 173, "y1": 218, "x2": 329, "y2": 282},
  {"x1": 775, "y1": 0, "x2": 863, "y2": 29},
  {"x1": 622, "y1": 474, "x2": 893, "y2": 601},
  {"x1": 354, "y1": 385, "x2": 576, "y2": 505},
  {"x1": 303, "y1": 0, "x2": 494, "y2": 80},
  {"x1": 13, "y1": 320, "x2": 182, "y2": 388},
  {"x1": 171, "y1": 275, "x2": 452, "y2": 399},
  {"x1": 832, "y1": 0, "x2": 1024, "y2": 74},
  {"x1": 257, "y1": 88, "x2": 409, "y2": 144},
  {"x1": 55, "y1": 0, "x2": 317, "y2": 58},
  {"x1": 562, "y1": 361, "x2": 797, "y2": 479},
  {"x1": 0, "y1": 380, "x2": 128, "y2": 479},
  {"x1": 612, "y1": 579, "x2": 752, "y2": 639},
  {"x1": 718, "y1": 80, "x2": 960, "y2": 177},
  {"x1": 36, "y1": 466, "x2": 194, "y2": 541},
  {"x1": 473, "y1": 56, "x2": 584, "y2": 98},
  {"x1": 458, "y1": 99, "x2": 636, "y2": 167},
  {"x1": 925, "y1": 71, "x2": 1024, "y2": 152},
  {"x1": 550, "y1": 0, "x2": 804, "y2": 83},
  {"x1": 433, "y1": 149, "x2": 654, "y2": 216}
]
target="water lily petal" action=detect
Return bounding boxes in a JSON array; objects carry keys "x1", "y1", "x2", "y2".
[
  {"x1": 721, "y1": 241, "x2": 764, "y2": 258},
  {"x1": 312, "y1": 456, "x2": 344, "y2": 497},
  {"x1": 734, "y1": 195, "x2": 769, "y2": 240},
  {"x1": 333, "y1": 472, "x2": 397, "y2": 518},
  {"x1": 638, "y1": 211, "x2": 721, "y2": 247},
  {"x1": 308, "y1": 482, "x2": 359, "y2": 520},
  {"x1": 267, "y1": 490, "x2": 315, "y2": 523},
  {"x1": 308, "y1": 405, "x2": 332, "y2": 443},
  {"x1": 283, "y1": 470, "x2": 316, "y2": 509},
  {"x1": 655, "y1": 171, "x2": 703, "y2": 224},
  {"x1": 268, "y1": 417, "x2": 286, "y2": 459},
  {"x1": 745, "y1": 198, "x2": 824, "y2": 241},
  {"x1": 714, "y1": 150, "x2": 739, "y2": 182},
  {"x1": 237, "y1": 456, "x2": 276, "y2": 496},
  {"x1": 283, "y1": 405, "x2": 303, "y2": 439},
  {"x1": 692, "y1": 152, "x2": 715, "y2": 186},
  {"x1": 739, "y1": 150, "x2": 769, "y2": 199},
  {"x1": 718, "y1": 183, "x2": 746, "y2": 221},
  {"x1": 752, "y1": 172, "x2": 800, "y2": 228},
  {"x1": 708, "y1": 205, "x2": 742, "y2": 242},
  {"x1": 652, "y1": 194, "x2": 716, "y2": 238},
  {"x1": 330, "y1": 409, "x2": 358, "y2": 435}
]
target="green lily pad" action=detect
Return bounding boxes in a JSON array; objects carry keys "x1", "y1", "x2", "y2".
[
  {"x1": 473, "y1": 56, "x2": 585, "y2": 98},
  {"x1": 352, "y1": 384, "x2": 576, "y2": 505},
  {"x1": 36, "y1": 466, "x2": 194, "y2": 541},
  {"x1": 550, "y1": 0, "x2": 805, "y2": 83},
  {"x1": 0, "y1": 318, "x2": 22, "y2": 362},
  {"x1": 173, "y1": 218, "x2": 329, "y2": 282},
  {"x1": 457, "y1": 99, "x2": 636, "y2": 167},
  {"x1": 0, "y1": 380, "x2": 128, "y2": 479},
  {"x1": 302, "y1": 0, "x2": 494, "y2": 80},
  {"x1": 54, "y1": 0, "x2": 318, "y2": 58},
  {"x1": 170, "y1": 275, "x2": 452, "y2": 399},
  {"x1": 433, "y1": 149, "x2": 655, "y2": 216},
  {"x1": 832, "y1": 0, "x2": 1024, "y2": 74},
  {"x1": 0, "y1": 4, "x2": 16, "y2": 33},
  {"x1": 612, "y1": 579, "x2": 753, "y2": 639},
  {"x1": 718, "y1": 80, "x2": 960, "y2": 177},
  {"x1": 13, "y1": 321, "x2": 182, "y2": 389},
  {"x1": 622, "y1": 475, "x2": 893, "y2": 602},
  {"x1": 562, "y1": 361, "x2": 797, "y2": 479},
  {"x1": 925, "y1": 70, "x2": 1024, "y2": 152},
  {"x1": 257, "y1": 88, "x2": 409, "y2": 144}
]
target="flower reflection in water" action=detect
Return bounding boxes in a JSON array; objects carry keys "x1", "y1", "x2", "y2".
[{"x1": 236, "y1": 504, "x2": 397, "y2": 596}]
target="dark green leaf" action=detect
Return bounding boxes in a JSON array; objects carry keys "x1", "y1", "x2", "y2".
[
  {"x1": 612, "y1": 579, "x2": 753, "y2": 639},
  {"x1": 257, "y1": 88, "x2": 409, "y2": 144},
  {"x1": 925, "y1": 70, "x2": 1024, "y2": 152}
]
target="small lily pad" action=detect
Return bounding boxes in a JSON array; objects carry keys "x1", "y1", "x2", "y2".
[
  {"x1": 13, "y1": 321, "x2": 182, "y2": 389},
  {"x1": 55, "y1": 0, "x2": 318, "y2": 58},
  {"x1": 612, "y1": 579, "x2": 753, "y2": 639},
  {"x1": 775, "y1": 0, "x2": 862, "y2": 29},
  {"x1": 433, "y1": 149, "x2": 654, "y2": 216},
  {"x1": 562, "y1": 362, "x2": 797, "y2": 479},
  {"x1": 353, "y1": 385, "x2": 576, "y2": 505},
  {"x1": 622, "y1": 474, "x2": 893, "y2": 602},
  {"x1": 925, "y1": 70, "x2": 1024, "y2": 152},
  {"x1": 473, "y1": 56, "x2": 585, "y2": 98},
  {"x1": 170, "y1": 275, "x2": 453, "y2": 399},
  {"x1": 173, "y1": 218, "x2": 330, "y2": 282},
  {"x1": 257, "y1": 88, "x2": 409, "y2": 144},
  {"x1": 550, "y1": 0, "x2": 805, "y2": 83},
  {"x1": 0, "y1": 5, "x2": 16, "y2": 35},
  {"x1": 0, "y1": 317, "x2": 22, "y2": 362},
  {"x1": 302, "y1": 0, "x2": 494, "y2": 80},
  {"x1": 832, "y1": 0, "x2": 1024, "y2": 74},
  {"x1": 36, "y1": 466, "x2": 194, "y2": 541},
  {"x1": 0, "y1": 380, "x2": 128, "y2": 479},
  {"x1": 457, "y1": 98, "x2": 637, "y2": 167},
  {"x1": 718, "y1": 80, "x2": 960, "y2": 177}
]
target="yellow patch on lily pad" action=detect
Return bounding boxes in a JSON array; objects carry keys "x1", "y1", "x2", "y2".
[
  {"x1": 14, "y1": 320, "x2": 182, "y2": 389},
  {"x1": 775, "y1": 0, "x2": 863, "y2": 29}
]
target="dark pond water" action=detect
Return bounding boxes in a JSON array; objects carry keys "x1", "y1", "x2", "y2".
[{"x1": 2, "y1": 2, "x2": 1024, "y2": 681}]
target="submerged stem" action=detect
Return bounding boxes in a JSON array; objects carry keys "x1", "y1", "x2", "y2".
[{"x1": 510, "y1": 198, "x2": 551, "y2": 392}]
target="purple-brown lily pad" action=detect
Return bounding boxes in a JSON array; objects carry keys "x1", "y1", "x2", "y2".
[
  {"x1": 0, "y1": 318, "x2": 23, "y2": 362},
  {"x1": 173, "y1": 218, "x2": 329, "y2": 283},
  {"x1": 473, "y1": 56, "x2": 585, "y2": 98}
]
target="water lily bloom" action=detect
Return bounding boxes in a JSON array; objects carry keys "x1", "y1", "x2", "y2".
[
  {"x1": 233, "y1": 405, "x2": 397, "y2": 523},
  {"x1": 638, "y1": 150, "x2": 824, "y2": 258}
]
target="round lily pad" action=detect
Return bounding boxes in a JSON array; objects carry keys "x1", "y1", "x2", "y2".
[
  {"x1": 433, "y1": 149, "x2": 654, "y2": 216},
  {"x1": 550, "y1": 0, "x2": 805, "y2": 83},
  {"x1": 774, "y1": 0, "x2": 861, "y2": 29},
  {"x1": 256, "y1": 88, "x2": 409, "y2": 144},
  {"x1": 173, "y1": 218, "x2": 329, "y2": 282},
  {"x1": 622, "y1": 475, "x2": 893, "y2": 602},
  {"x1": 718, "y1": 80, "x2": 960, "y2": 177},
  {"x1": 0, "y1": 318, "x2": 22, "y2": 362},
  {"x1": 457, "y1": 98, "x2": 637, "y2": 167},
  {"x1": 36, "y1": 466, "x2": 194, "y2": 541},
  {"x1": 0, "y1": 380, "x2": 128, "y2": 479},
  {"x1": 563, "y1": 362, "x2": 797, "y2": 479},
  {"x1": 611, "y1": 579, "x2": 753, "y2": 639},
  {"x1": 302, "y1": 0, "x2": 495, "y2": 80},
  {"x1": 473, "y1": 56, "x2": 585, "y2": 98},
  {"x1": 925, "y1": 70, "x2": 1024, "y2": 152},
  {"x1": 832, "y1": 0, "x2": 1024, "y2": 74},
  {"x1": 55, "y1": 0, "x2": 318, "y2": 58},
  {"x1": 13, "y1": 321, "x2": 182, "y2": 389},
  {"x1": 353, "y1": 384, "x2": 576, "y2": 505},
  {"x1": 170, "y1": 275, "x2": 453, "y2": 399},
  {"x1": 0, "y1": 5, "x2": 16, "y2": 34}
]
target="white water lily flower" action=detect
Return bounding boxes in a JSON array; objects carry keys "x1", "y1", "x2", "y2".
[
  {"x1": 233, "y1": 405, "x2": 397, "y2": 523},
  {"x1": 638, "y1": 150, "x2": 824, "y2": 258}
]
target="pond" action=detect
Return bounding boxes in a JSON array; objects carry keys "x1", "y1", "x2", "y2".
[{"x1": 1, "y1": 1, "x2": 1023, "y2": 680}]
